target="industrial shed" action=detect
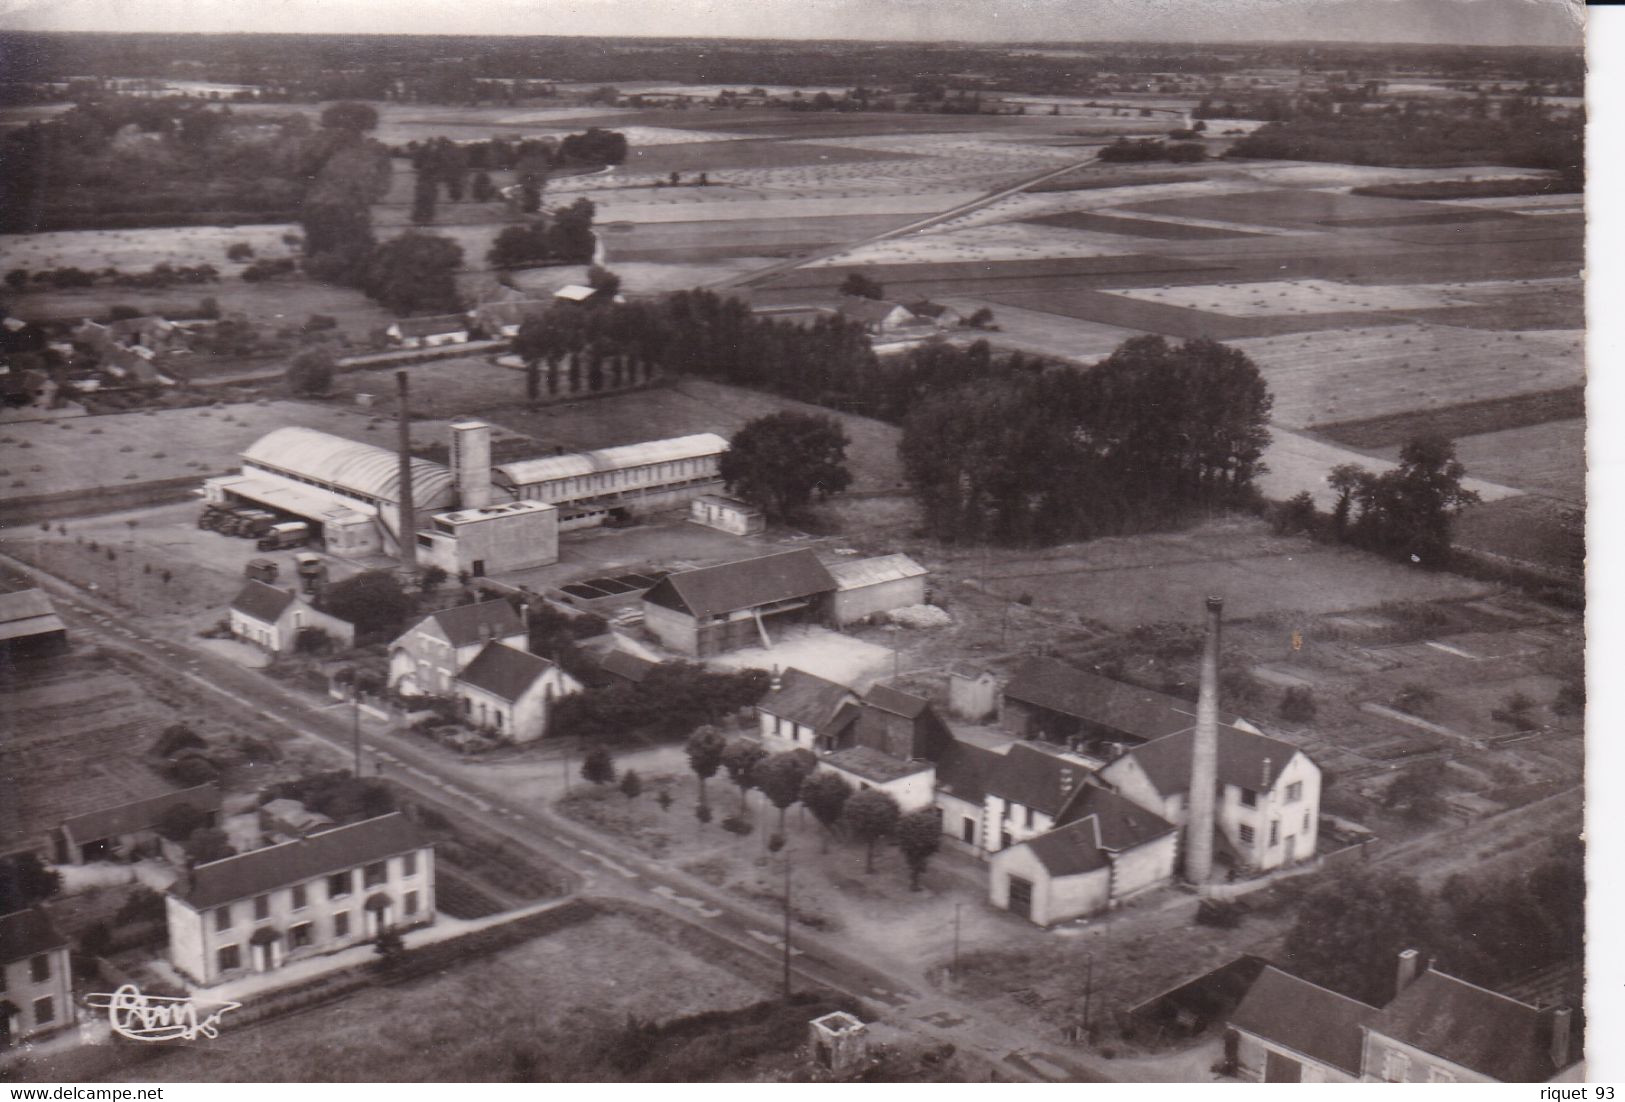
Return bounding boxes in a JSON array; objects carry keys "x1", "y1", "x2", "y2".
[
  {"x1": 641, "y1": 549, "x2": 836, "y2": 657},
  {"x1": 825, "y1": 554, "x2": 928, "y2": 626},
  {"x1": 494, "y1": 433, "x2": 728, "y2": 530},
  {"x1": 0, "y1": 588, "x2": 68, "y2": 661},
  {"x1": 58, "y1": 784, "x2": 222, "y2": 865},
  {"x1": 207, "y1": 427, "x2": 456, "y2": 558}
]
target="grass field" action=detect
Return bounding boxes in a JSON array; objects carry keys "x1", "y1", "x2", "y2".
[
  {"x1": 1023, "y1": 210, "x2": 1264, "y2": 239},
  {"x1": 617, "y1": 138, "x2": 924, "y2": 175},
  {"x1": 1388, "y1": 417, "x2": 1584, "y2": 503},
  {"x1": 0, "y1": 223, "x2": 301, "y2": 273},
  {"x1": 1119, "y1": 187, "x2": 1499, "y2": 229},
  {"x1": 1314, "y1": 386, "x2": 1585, "y2": 450}
]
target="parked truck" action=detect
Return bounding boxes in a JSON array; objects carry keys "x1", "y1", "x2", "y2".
[
  {"x1": 244, "y1": 558, "x2": 280, "y2": 583},
  {"x1": 225, "y1": 509, "x2": 277, "y2": 538},
  {"x1": 296, "y1": 552, "x2": 328, "y2": 595},
  {"x1": 256, "y1": 521, "x2": 311, "y2": 551}
]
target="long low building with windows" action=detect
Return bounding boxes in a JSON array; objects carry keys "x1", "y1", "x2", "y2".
[{"x1": 493, "y1": 433, "x2": 728, "y2": 530}]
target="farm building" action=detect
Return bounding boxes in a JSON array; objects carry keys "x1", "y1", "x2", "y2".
[
  {"x1": 905, "y1": 300, "x2": 962, "y2": 328},
  {"x1": 389, "y1": 599, "x2": 527, "y2": 698},
  {"x1": 494, "y1": 432, "x2": 729, "y2": 530},
  {"x1": 228, "y1": 580, "x2": 355, "y2": 655},
  {"x1": 416, "y1": 499, "x2": 559, "y2": 577},
  {"x1": 641, "y1": 548, "x2": 837, "y2": 657},
  {"x1": 757, "y1": 667, "x2": 860, "y2": 753},
  {"x1": 947, "y1": 664, "x2": 1000, "y2": 722},
  {"x1": 826, "y1": 554, "x2": 928, "y2": 626},
  {"x1": 1226, "y1": 954, "x2": 1582, "y2": 1083},
  {"x1": 596, "y1": 648, "x2": 660, "y2": 686},
  {"x1": 0, "y1": 908, "x2": 75, "y2": 1045},
  {"x1": 164, "y1": 812, "x2": 433, "y2": 986},
  {"x1": 386, "y1": 315, "x2": 470, "y2": 348},
  {"x1": 1096, "y1": 722, "x2": 1320, "y2": 873},
  {"x1": 57, "y1": 783, "x2": 222, "y2": 865},
  {"x1": 819, "y1": 746, "x2": 936, "y2": 812},
  {"x1": 987, "y1": 784, "x2": 1178, "y2": 926},
  {"x1": 452, "y1": 641, "x2": 582, "y2": 742},
  {"x1": 553, "y1": 285, "x2": 597, "y2": 304},
  {"x1": 473, "y1": 299, "x2": 550, "y2": 339},
  {"x1": 933, "y1": 738, "x2": 1005, "y2": 851},
  {"x1": 0, "y1": 588, "x2": 68, "y2": 661},
  {"x1": 838, "y1": 683, "x2": 952, "y2": 761},
  {"x1": 980, "y1": 740, "x2": 1096, "y2": 853},
  {"x1": 1002, "y1": 656, "x2": 1211, "y2": 756},
  {"x1": 689, "y1": 493, "x2": 766, "y2": 536},
  {"x1": 834, "y1": 297, "x2": 933, "y2": 336},
  {"x1": 1228, "y1": 965, "x2": 1379, "y2": 1083}
]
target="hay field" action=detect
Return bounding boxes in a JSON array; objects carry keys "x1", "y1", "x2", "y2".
[
  {"x1": 1227, "y1": 324, "x2": 1584, "y2": 429},
  {"x1": 1405, "y1": 418, "x2": 1584, "y2": 503},
  {"x1": 804, "y1": 220, "x2": 1136, "y2": 266},
  {"x1": 0, "y1": 223, "x2": 300, "y2": 273},
  {"x1": 1104, "y1": 278, "x2": 1475, "y2": 317}
]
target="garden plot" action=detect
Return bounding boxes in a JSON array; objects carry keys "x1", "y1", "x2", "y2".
[
  {"x1": 1120, "y1": 187, "x2": 1479, "y2": 229},
  {"x1": 793, "y1": 132, "x2": 1085, "y2": 164},
  {"x1": 1022, "y1": 210, "x2": 1274, "y2": 240},
  {"x1": 617, "y1": 138, "x2": 922, "y2": 176},
  {"x1": 806, "y1": 220, "x2": 1137, "y2": 267},
  {"x1": 1104, "y1": 279, "x2": 1474, "y2": 317},
  {"x1": 1228, "y1": 324, "x2": 1584, "y2": 430},
  {"x1": 1232, "y1": 162, "x2": 1549, "y2": 190},
  {"x1": 0, "y1": 223, "x2": 300, "y2": 273},
  {"x1": 586, "y1": 189, "x2": 985, "y2": 226}
]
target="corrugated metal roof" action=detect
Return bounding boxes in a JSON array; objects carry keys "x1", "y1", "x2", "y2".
[
  {"x1": 211, "y1": 475, "x2": 375, "y2": 523},
  {"x1": 828, "y1": 553, "x2": 927, "y2": 591},
  {"x1": 242, "y1": 428, "x2": 455, "y2": 508},
  {"x1": 495, "y1": 433, "x2": 728, "y2": 488}
]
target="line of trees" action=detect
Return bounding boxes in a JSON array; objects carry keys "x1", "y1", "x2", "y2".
[
  {"x1": 488, "y1": 197, "x2": 598, "y2": 268},
  {"x1": 1318, "y1": 436, "x2": 1479, "y2": 566}
]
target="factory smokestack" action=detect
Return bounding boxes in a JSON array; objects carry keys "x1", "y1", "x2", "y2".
[
  {"x1": 396, "y1": 370, "x2": 417, "y2": 572},
  {"x1": 1185, "y1": 595, "x2": 1223, "y2": 884}
]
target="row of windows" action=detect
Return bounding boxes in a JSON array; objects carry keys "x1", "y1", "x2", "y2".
[
  {"x1": 1237, "y1": 812, "x2": 1312, "y2": 847},
  {"x1": 211, "y1": 854, "x2": 420, "y2": 931},
  {"x1": 213, "y1": 892, "x2": 422, "y2": 973},
  {"x1": 518, "y1": 467, "x2": 719, "y2": 505}
]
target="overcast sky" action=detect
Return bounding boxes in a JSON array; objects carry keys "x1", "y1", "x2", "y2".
[{"x1": 0, "y1": 0, "x2": 1584, "y2": 46}]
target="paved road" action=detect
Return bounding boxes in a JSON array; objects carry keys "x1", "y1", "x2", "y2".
[{"x1": 3, "y1": 552, "x2": 1114, "y2": 1082}]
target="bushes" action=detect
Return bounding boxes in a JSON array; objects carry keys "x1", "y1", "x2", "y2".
[
  {"x1": 1279, "y1": 686, "x2": 1317, "y2": 723},
  {"x1": 1390, "y1": 683, "x2": 1437, "y2": 716}
]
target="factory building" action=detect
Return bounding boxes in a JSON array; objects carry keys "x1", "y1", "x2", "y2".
[
  {"x1": 214, "y1": 414, "x2": 726, "y2": 569},
  {"x1": 494, "y1": 433, "x2": 728, "y2": 530}
]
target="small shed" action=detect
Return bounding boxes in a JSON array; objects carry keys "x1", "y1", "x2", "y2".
[
  {"x1": 386, "y1": 315, "x2": 470, "y2": 348},
  {"x1": 809, "y1": 1011, "x2": 869, "y2": 1077},
  {"x1": 0, "y1": 589, "x2": 68, "y2": 661},
  {"x1": 689, "y1": 494, "x2": 766, "y2": 536},
  {"x1": 948, "y1": 664, "x2": 1000, "y2": 722},
  {"x1": 826, "y1": 554, "x2": 928, "y2": 627},
  {"x1": 59, "y1": 783, "x2": 222, "y2": 864}
]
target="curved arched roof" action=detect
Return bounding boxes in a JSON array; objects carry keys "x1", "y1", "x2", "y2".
[{"x1": 242, "y1": 427, "x2": 455, "y2": 509}]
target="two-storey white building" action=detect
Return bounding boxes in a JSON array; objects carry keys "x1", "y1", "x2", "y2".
[
  {"x1": 164, "y1": 813, "x2": 434, "y2": 986},
  {"x1": 453, "y1": 642, "x2": 582, "y2": 742},
  {"x1": 0, "y1": 908, "x2": 75, "y2": 1046},
  {"x1": 389, "y1": 599, "x2": 527, "y2": 698}
]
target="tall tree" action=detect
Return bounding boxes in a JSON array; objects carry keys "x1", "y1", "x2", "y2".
[
  {"x1": 720, "y1": 411, "x2": 852, "y2": 522},
  {"x1": 1279, "y1": 872, "x2": 1438, "y2": 1005},
  {"x1": 897, "y1": 808, "x2": 943, "y2": 890},
  {"x1": 753, "y1": 751, "x2": 816, "y2": 833},
  {"x1": 839, "y1": 272, "x2": 885, "y2": 300},
  {"x1": 1360, "y1": 435, "x2": 1480, "y2": 566},
  {"x1": 721, "y1": 739, "x2": 768, "y2": 814},
  {"x1": 285, "y1": 346, "x2": 336, "y2": 396},
  {"x1": 841, "y1": 789, "x2": 901, "y2": 874},
  {"x1": 362, "y1": 232, "x2": 464, "y2": 316},
  {"x1": 685, "y1": 726, "x2": 727, "y2": 807},
  {"x1": 619, "y1": 768, "x2": 643, "y2": 802},
  {"x1": 800, "y1": 771, "x2": 853, "y2": 853}
]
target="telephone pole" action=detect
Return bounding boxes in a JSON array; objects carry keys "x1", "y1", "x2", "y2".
[
  {"x1": 952, "y1": 903, "x2": 962, "y2": 984},
  {"x1": 781, "y1": 851, "x2": 793, "y2": 997},
  {"x1": 352, "y1": 691, "x2": 362, "y2": 778}
]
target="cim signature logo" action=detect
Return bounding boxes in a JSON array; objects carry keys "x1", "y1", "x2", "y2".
[{"x1": 84, "y1": 984, "x2": 242, "y2": 1042}]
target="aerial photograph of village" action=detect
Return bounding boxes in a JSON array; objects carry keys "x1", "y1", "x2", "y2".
[{"x1": 0, "y1": 0, "x2": 1592, "y2": 1085}]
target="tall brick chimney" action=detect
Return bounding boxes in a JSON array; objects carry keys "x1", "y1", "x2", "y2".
[
  {"x1": 1184, "y1": 595, "x2": 1222, "y2": 884},
  {"x1": 396, "y1": 370, "x2": 417, "y2": 572},
  {"x1": 1396, "y1": 947, "x2": 1422, "y2": 993}
]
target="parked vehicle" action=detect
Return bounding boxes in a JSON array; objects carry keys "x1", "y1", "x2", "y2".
[
  {"x1": 229, "y1": 510, "x2": 278, "y2": 539},
  {"x1": 256, "y1": 521, "x2": 310, "y2": 551},
  {"x1": 244, "y1": 558, "x2": 279, "y2": 583},
  {"x1": 296, "y1": 552, "x2": 327, "y2": 594},
  {"x1": 198, "y1": 504, "x2": 229, "y2": 531}
]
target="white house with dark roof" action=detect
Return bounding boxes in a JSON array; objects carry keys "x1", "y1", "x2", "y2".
[
  {"x1": 164, "y1": 812, "x2": 433, "y2": 986},
  {"x1": 0, "y1": 908, "x2": 75, "y2": 1046},
  {"x1": 389, "y1": 599, "x2": 527, "y2": 697},
  {"x1": 981, "y1": 741, "x2": 1095, "y2": 854},
  {"x1": 933, "y1": 739, "x2": 1005, "y2": 851},
  {"x1": 819, "y1": 746, "x2": 936, "y2": 811},
  {"x1": 228, "y1": 580, "x2": 355, "y2": 655},
  {"x1": 1097, "y1": 722, "x2": 1319, "y2": 873},
  {"x1": 987, "y1": 784, "x2": 1177, "y2": 925},
  {"x1": 452, "y1": 641, "x2": 581, "y2": 742},
  {"x1": 757, "y1": 667, "x2": 860, "y2": 753}
]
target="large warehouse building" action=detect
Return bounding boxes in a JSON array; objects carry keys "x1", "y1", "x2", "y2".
[{"x1": 208, "y1": 422, "x2": 730, "y2": 572}]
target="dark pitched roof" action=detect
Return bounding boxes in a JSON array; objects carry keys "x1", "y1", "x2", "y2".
[
  {"x1": 428, "y1": 599, "x2": 525, "y2": 648},
  {"x1": 1371, "y1": 969, "x2": 1574, "y2": 1082},
  {"x1": 599, "y1": 649, "x2": 659, "y2": 684},
  {"x1": 935, "y1": 739, "x2": 1005, "y2": 806},
  {"x1": 61, "y1": 784, "x2": 221, "y2": 844},
  {"x1": 835, "y1": 297, "x2": 913, "y2": 325},
  {"x1": 1004, "y1": 657, "x2": 1198, "y2": 742},
  {"x1": 1230, "y1": 966, "x2": 1380, "y2": 1077},
  {"x1": 823, "y1": 745, "x2": 932, "y2": 784},
  {"x1": 230, "y1": 580, "x2": 297, "y2": 624},
  {"x1": 395, "y1": 314, "x2": 468, "y2": 337},
  {"x1": 760, "y1": 667, "x2": 855, "y2": 731},
  {"x1": 0, "y1": 907, "x2": 69, "y2": 963},
  {"x1": 1123, "y1": 724, "x2": 1304, "y2": 796},
  {"x1": 986, "y1": 742, "x2": 1089, "y2": 817},
  {"x1": 457, "y1": 642, "x2": 554, "y2": 702},
  {"x1": 864, "y1": 682, "x2": 931, "y2": 719},
  {"x1": 172, "y1": 813, "x2": 426, "y2": 910},
  {"x1": 906, "y1": 300, "x2": 955, "y2": 319},
  {"x1": 1059, "y1": 785, "x2": 1176, "y2": 851},
  {"x1": 644, "y1": 549, "x2": 835, "y2": 619},
  {"x1": 1024, "y1": 818, "x2": 1110, "y2": 877}
]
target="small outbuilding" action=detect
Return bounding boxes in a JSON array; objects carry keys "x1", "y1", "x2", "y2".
[
  {"x1": 58, "y1": 783, "x2": 222, "y2": 865},
  {"x1": 386, "y1": 315, "x2": 470, "y2": 348},
  {"x1": 228, "y1": 580, "x2": 356, "y2": 655},
  {"x1": 809, "y1": 1011, "x2": 869, "y2": 1077},
  {"x1": 0, "y1": 588, "x2": 68, "y2": 661},
  {"x1": 688, "y1": 494, "x2": 766, "y2": 537},
  {"x1": 825, "y1": 553, "x2": 928, "y2": 627}
]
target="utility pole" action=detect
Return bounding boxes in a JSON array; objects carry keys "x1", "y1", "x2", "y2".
[
  {"x1": 352, "y1": 691, "x2": 362, "y2": 778},
  {"x1": 952, "y1": 903, "x2": 962, "y2": 984},
  {"x1": 1082, "y1": 952, "x2": 1094, "y2": 1034},
  {"x1": 780, "y1": 851, "x2": 793, "y2": 1001}
]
